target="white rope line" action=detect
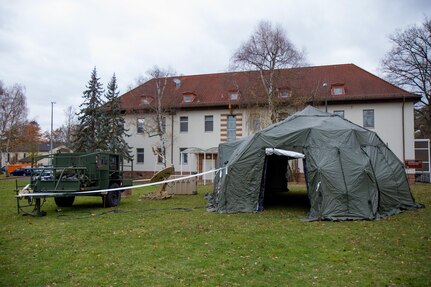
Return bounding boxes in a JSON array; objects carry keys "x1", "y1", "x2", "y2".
[{"x1": 16, "y1": 167, "x2": 225, "y2": 198}]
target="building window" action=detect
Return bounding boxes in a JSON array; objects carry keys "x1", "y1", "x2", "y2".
[
  {"x1": 137, "y1": 118, "x2": 145, "y2": 133},
  {"x1": 227, "y1": 115, "x2": 236, "y2": 142},
  {"x1": 253, "y1": 117, "x2": 261, "y2": 132},
  {"x1": 249, "y1": 114, "x2": 261, "y2": 133},
  {"x1": 179, "y1": 148, "x2": 188, "y2": 165},
  {"x1": 161, "y1": 116, "x2": 166, "y2": 133},
  {"x1": 183, "y1": 95, "x2": 194, "y2": 103},
  {"x1": 205, "y1": 115, "x2": 214, "y2": 132},
  {"x1": 157, "y1": 148, "x2": 164, "y2": 164},
  {"x1": 180, "y1": 116, "x2": 188, "y2": 132},
  {"x1": 363, "y1": 109, "x2": 374, "y2": 128},
  {"x1": 136, "y1": 148, "x2": 144, "y2": 164},
  {"x1": 278, "y1": 89, "x2": 291, "y2": 98},
  {"x1": 173, "y1": 78, "x2": 181, "y2": 88},
  {"x1": 140, "y1": 96, "x2": 153, "y2": 105},
  {"x1": 229, "y1": 92, "x2": 239, "y2": 101},
  {"x1": 331, "y1": 85, "x2": 345, "y2": 95},
  {"x1": 333, "y1": 110, "x2": 345, "y2": 118}
]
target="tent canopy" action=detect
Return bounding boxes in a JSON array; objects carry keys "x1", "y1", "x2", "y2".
[{"x1": 208, "y1": 106, "x2": 422, "y2": 220}]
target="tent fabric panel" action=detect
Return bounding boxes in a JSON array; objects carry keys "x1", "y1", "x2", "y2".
[
  {"x1": 337, "y1": 146, "x2": 378, "y2": 219},
  {"x1": 305, "y1": 147, "x2": 348, "y2": 219},
  {"x1": 363, "y1": 145, "x2": 421, "y2": 216},
  {"x1": 223, "y1": 151, "x2": 266, "y2": 212}
]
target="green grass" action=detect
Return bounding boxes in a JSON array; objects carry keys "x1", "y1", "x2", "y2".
[{"x1": 1, "y1": 179, "x2": 430, "y2": 286}]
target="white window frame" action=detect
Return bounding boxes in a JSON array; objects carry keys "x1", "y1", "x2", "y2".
[
  {"x1": 363, "y1": 109, "x2": 375, "y2": 128},
  {"x1": 278, "y1": 89, "x2": 291, "y2": 98},
  {"x1": 137, "y1": 118, "x2": 145, "y2": 133},
  {"x1": 333, "y1": 110, "x2": 345, "y2": 118},
  {"x1": 157, "y1": 148, "x2": 164, "y2": 164},
  {"x1": 205, "y1": 115, "x2": 214, "y2": 132},
  {"x1": 136, "y1": 148, "x2": 144, "y2": 164},
  {"x1": 227, "y1": 115, "x2": 236, "y2": 142},
  {"x1": 229, "y1": 92, "x2": 239, "y2": 101},
  {"x1": 179, "y1": 148, "x2": 188, "y2": 165},
  {"x1": 183, "y1": 95, "x2": 193, "y2": 103},
  {"x1": 180, "y1": 116, "x2": 188, "y2": 133}
]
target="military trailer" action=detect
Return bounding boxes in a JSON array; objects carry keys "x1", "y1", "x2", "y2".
[{"x1": 16, "y1": 152, "x2": 133, "y2": 216}]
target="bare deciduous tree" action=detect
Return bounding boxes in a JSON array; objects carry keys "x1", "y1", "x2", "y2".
[
  {"x1": 0, "y1": 81, "x2": 28, "y2": 166},
  {"x1": 380, "y1": 17, "x2": 431, "y2": 138},
  {"x1": 231, "y1": 21, "x2": 306, "y2": 123},
  {"x1": 51, "y1": 106, "x2": 78, "y2": 147},
  {"x1": 145, "y1": 66, "x2": 176, "y2": 167},
  {"x1": 127, "y1": 75, "x2": 147, "y2": 91}
]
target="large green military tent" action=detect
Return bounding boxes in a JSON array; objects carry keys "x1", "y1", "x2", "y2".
[{"x1": 208, "y1": 106, "x2": 422, "y2": 220}]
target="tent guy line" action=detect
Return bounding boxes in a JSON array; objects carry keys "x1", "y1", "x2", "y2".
[{"x1": 16, "y1": 167, "x2": 225, "y2": 198}]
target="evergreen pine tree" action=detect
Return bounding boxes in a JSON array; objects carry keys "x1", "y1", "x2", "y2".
[
  {"x1": 104, "y1": 74, "x2": 132, "y2": 159},
  {"x1": 72, "y1": 67, "x2": 105, "y2": 152}
]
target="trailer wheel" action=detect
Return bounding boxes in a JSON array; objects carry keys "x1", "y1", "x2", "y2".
[
  {"x1": 54, "y1": 196, "x2": 75, "y2": 207},
  {"x1": 104, "y1": 183, "x2": 121, "y2": 207}
]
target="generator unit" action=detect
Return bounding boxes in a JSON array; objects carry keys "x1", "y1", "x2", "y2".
[{"x1": 16, "y1": 152, "x2": 133, "y2": 216}]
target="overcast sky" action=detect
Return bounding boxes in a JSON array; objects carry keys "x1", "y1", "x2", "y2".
[{"x1": 1, "y1": 0, "x2": 430, "y2": 132}]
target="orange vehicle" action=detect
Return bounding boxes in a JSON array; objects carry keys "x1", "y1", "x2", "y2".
[{"x1": 7, "y1": 164, "x2": 31, "y2": 174}]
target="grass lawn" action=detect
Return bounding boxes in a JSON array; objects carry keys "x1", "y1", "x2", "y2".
[{"x1": 0, "y1": 178, "x2": 430, "y2": 286}]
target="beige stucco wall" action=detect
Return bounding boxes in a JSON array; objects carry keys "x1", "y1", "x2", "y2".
[
  {"x1": 324, "y1": 102, "x2": 415, "y2": 162},
  {"x1": 125, "y1": 108, "x2": 249, "y2": 175},
  {"x1": 125, "y1": 102, "x2": 416, "y2": 177}
]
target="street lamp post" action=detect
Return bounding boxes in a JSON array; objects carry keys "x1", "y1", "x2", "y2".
[
  {"x1": 323, "y1": 82, "x2": 328, "y2": 113},
  {"x1": 50, "y1": 102, "x2": 56, "y2": 157}
]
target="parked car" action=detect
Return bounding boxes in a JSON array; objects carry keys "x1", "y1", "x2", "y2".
[
  {"x1": 32, "y1": 169, "x2": 54, "y2": 181},
  {"x1": 10, "y1": 168, "x2": 32, "y2": 176}
]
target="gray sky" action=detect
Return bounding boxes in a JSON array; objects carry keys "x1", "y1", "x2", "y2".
[{"x1": 1, "y1": 0, "x2": 430, "y2": 132}]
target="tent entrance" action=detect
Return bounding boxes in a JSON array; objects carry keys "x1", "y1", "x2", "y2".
[{"x1": 258, "y1": 148, "x2": 305, "y2": 211}]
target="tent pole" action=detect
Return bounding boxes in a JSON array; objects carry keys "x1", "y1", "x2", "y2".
[
  {"x1": 211, "y1": 153, "x2": 214, "y2": 183},
  {"x1": 203, "y1": 152, "x2": 206, "y2": 185},
  {"x1": 180, "y1": 152, "x2": 183, "y2": 175}
]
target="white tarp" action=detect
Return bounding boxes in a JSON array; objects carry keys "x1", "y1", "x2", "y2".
[{"x1": 265, "y1": 148, "x2": 305, "y2": 159}]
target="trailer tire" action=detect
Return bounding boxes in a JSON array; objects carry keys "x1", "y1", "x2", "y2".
[
  {"x1": 104, "y1": 183, "x2": 121, "y2": 207},
  {"x1": 54, "y1": 196, "x2": 75, "y2": 207}
]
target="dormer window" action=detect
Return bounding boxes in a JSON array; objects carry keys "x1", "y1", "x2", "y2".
[
  {"x1": 331, "y1": 85, "x2": 345, "y2": 95},
  {"x1": 140, "y1": 96, "x2": 154, "y2": 105},
  {"x1": 182, "y1": 93, "x2": 195, "y2": 103},
  {"x1": 173, "y1": 78, "x2": 181, "y2": 88},
  {"x1": 278, "y1": 88, "x2": 291, "y2": 98},
  {"x1": 229, "y1": 92, "x2": 239, "y2": 101}
]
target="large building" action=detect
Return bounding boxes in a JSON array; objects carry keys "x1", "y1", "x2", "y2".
[{"x1": 119, "y1": 64, "x2": 420, "y2": 182}]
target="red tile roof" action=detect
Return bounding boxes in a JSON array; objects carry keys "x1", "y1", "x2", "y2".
[{"x1": 119, "y1": 64, "x2": 420, "y2": 111}]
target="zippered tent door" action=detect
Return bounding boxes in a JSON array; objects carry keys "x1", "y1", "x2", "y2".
[{"x1": 258, "y1": 149, "x2": 306, "y2": 211}]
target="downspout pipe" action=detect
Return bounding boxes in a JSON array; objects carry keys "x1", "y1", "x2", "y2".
[
  {"x1": 171, "y1": 113, "x2": 174, "y2": 164},
  {"x1": 402, "y1": 96, "x2": 405, "y2": 162}
]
